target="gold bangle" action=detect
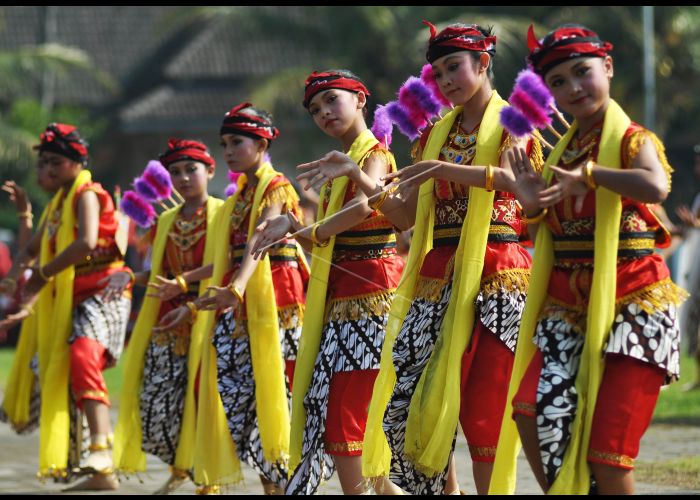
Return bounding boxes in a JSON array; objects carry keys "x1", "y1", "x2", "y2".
[
  {"x1": 522, "y1": 207, "x2": 549, "y2": 224},
  {"x1": 37, "y1": 266, "x2": 53, "y2": 282},
  {"x1": 185, "y1": 301, "x2": 198, "y2": 317},
  {"x1": 227, "y1": 283, "x2": 244, "y2": 303},
  {"x1": 484, "y1": 164, "x2": 495, "y2": 192},
  {"x1": 175, "y1": 274, "x2": 188, "y2": 294},
  {"x1": 368, "y1": 189, "x2": 389, "y2": 212},
  {"x1": 311, "y1": 223, "x2": 329, "y2": 247},
  {"x1": 583, "y1": 160, "x2": 598, "y2": 190},
  {"x1": 17, "y1": 210, "x2": 33, "y2": 219},
  {"x1": 124, "y1": 268, "x2": 136, "y2": 285}
]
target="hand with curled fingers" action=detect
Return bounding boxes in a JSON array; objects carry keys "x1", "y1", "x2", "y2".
[
  {"x1": 252, "y1": 215, "x2": 293, "y2": 260},
  {"x1": 146, "y1": 275, "x2": 184, "y2": 301},
  {"x1": 2, "y1": 180, "x2": 31, "y2": 214},
  {"x1": 197, "y1": 286, "x2": 239, "y2": 313},
  {"x1": 382, "y1": 160, "x2": 438, "y2": 198},
  {"x1": 296, "y1": 151, "x2": 360, "y2": 192},
  {"x1": 152, "y1": 305, "x2": 192, "y2": 333},
  {"x1": 98, "y1": 271, "x2": 132, "y2": 302},
  {"x1": 506, "y1": 146, "x2": 547, "y2": 216},
  {"x1": 543, "y1": 162, "x2": 589, "y2": 214}
]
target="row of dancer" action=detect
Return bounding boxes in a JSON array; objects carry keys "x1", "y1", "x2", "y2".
[{"x1": 0, "y1": 19, "x2": 687, "y2": 496}]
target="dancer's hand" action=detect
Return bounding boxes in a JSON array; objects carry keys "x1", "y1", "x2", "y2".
[
  {"x1": 198, "y1": 286, "x2": 240, "y2": 313},
  {"x1": 297, "y1": 151, "x2": 360, "y2": 191},
  {"x1": 2, "y1": 181, "x2": 31, "y2": 215},
  {"x1": 98, "y1": 271, "x2": 131, "y2": 302},
  {"x1": 146, "y1": 275, "x2": 183, "y2": 301},
  {"x1": 506, "y1": 146, "x2": 547, "y2": 216},
  {"x1": 152, "y1": 305, "x2": 191, "y2": 333},
  {"x1": 252, "y1": 215, "x2": 292, "y2": 259},
  {"x1": 544, "y1": 163, "x2": 589, "y2": 213}
]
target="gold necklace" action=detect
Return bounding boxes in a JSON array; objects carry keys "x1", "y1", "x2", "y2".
[{"x1": 440, "y1": 112, "x2": 478, "y2": 165}]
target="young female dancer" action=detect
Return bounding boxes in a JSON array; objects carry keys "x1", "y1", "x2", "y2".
[
  {"x1": 252, "y1": 70, "x2": 404, "y2": 495},
  {"x1": 492, "y1": 24, "x2": 687, "y2": 495},
  {"x1": 7, "y1": 123, "x2": 132, "y2": 490},
  {"x1": 155, "y1": 104, "x2": 307, "y2": 495},
  {"x1": 109, "y1": 139, "x2": 222, "y2": 494},
  {"x1": 294, "y1": 24, "x2": 543, "y2": 494}
]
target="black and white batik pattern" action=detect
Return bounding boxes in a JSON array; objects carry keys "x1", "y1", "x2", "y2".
[
  {"x1": 69, "y1": 294, "x2": 131, "y2": 362},
  {"x1": 212, "y1": 311, "x2": 293, "y2": 488},
  {"x1": 477, "y1": 287, "x2": 527, "y2": 353},
  {"x1": 285, "y1": 314, "x2": 387, "y2": 495},
  {"x1": 604, "y1": 302, "x2": 680, "y2": 383},
  {"x1": 383, "y1": 283, "x2": 453, "y2": 495},
  {"x1": 533, "y1": 301, "x2": 679, "y2": 486},
  {"x1": 139, "y1": 337, "x2": 188, "y2": 466}
]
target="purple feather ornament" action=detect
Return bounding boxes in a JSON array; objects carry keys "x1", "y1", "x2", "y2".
[
  {"x1": 509, "y1": 88, "x2": 552, "y2": 129},
  {"x1": 514, "y1": 69, "x2": 553, "y2": 111},
  {"x1": 120, "y1": 190, "x2": 156, "y2": 228},
  {"x1": 142, "y1": 160, "x2": 172, "y2": 199},
  {"x1": 398, "y1": 77, "x2": 429, "y2": 129},
  {"x1": 405, "y1": 77, "x2": 442, "y2": 118},
  {"x1": 386, "y1": 101, "x2": 419, "y2": 142},
  {"x1": 370, "y1": 104, "x2": 393, "y2": 147},
  {"x1": 420, "y1": 63, "x2": 451, "y2": 107},
  {"x1": 134, "y1": 176, "x2": 160, "y2": 202},
  {"x1": 500, "y1": 107, "x2": 534, "y2": 138},
  {"x1": 227, "y1": 170, "x2": 243, "y2": 183},
  {"x1": 224, "y1": 183, "x2": 238, "y2": 197}
]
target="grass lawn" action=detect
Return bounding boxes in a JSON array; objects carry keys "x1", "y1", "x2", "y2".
[{"x1": 636, "y1": 456, "x2": 700, "y2": 490}]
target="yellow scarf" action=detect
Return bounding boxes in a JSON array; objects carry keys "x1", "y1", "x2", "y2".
[
  {"x1": 2, "y1": 207, "x2": 49, "y2": 429},
  {"x1": 194, "y1": 162, "x2": 289, "y2": 485},
  {"x1": 113, "y1": 197, "x2": 223, "y2": 474},
  {"x1": 362, "y1": 91, "x2": 507, "y2": 478},
  {"x1": 289, "y1": 129, "x2": 385, "y2": 473},
  {"x1": 36, "y1": 169, "x2": 91, "y2": 477},
  {"x1": 490, "y1": 100, "x2": 629, "y2": 494}
]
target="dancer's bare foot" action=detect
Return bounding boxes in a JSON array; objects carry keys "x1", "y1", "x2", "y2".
[
  {"x1": 152, "y1": 473, "x2": 188, "y2": 495},
  {"x1": 62, "y1": 472, "x2": 119, "y2": 491}
]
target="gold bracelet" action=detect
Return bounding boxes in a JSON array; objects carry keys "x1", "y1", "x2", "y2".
[
  {"x1": 37, "y1": 266, "x2": 53, "y2": 282},
  {"x1": 17, "y1": 210, "x2": 33, "y2": 220},
  {"x1": 522, "y1": 207, "x2": 549, "y2": 224},
  {"x1": 311, "y1": 223, "x2": 329, "y2": 247},
  {"x1": 368, "y1": 189, "x2": 389, "y2": 212},
  {"x1": 583, "y1": 160, "x2": 598, "y2": 190},
  {"x1": 124, "y1": 268, "x2": 136, "y2": 285},
  {"x1": 484, "y1": 164, "x2": 495, "y2": 192},
  {"x1": 175, "y1": 274, "x2": 188, "y2": 294},
  {"x1": 227, "y1": 283, "x2": 244, "y2": 303},
  {"x1": 185, "y1": 301, "x2": 198, "y2": 317}
]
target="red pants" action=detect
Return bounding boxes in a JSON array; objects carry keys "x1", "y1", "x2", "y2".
[
  {"x1": 513, "y1": 352, "x2": 664, "y2": 469},
  {"x1": 324, "y1": 369, "x2": 379, "y2": 456},
  {"x1": 459, "y1": 322, "x2": 515, "y2": 462},
  {"x1": 70, "y1": 337, "x2": 110, "y2": 409},
  {"x1": 285, "y1": 360, "x2": 296, "y2": 392}
]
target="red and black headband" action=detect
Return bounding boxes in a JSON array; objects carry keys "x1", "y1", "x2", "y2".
[
  {"x1": 527, "y1": 24, "x2": 613, "y2": 76},
  {"x1": 424, "y1": 20, "x2": 496, "y2": 63},
  {"x1": 159, "y1": 138, "x2": 215, "y2": 168},
  {"x1": 303, "y1": 71, "x2": 371, "y2": 109},
  {"x1": 220, "y1": 102, "x2": 279, "y2": 141},
  {"x1": 34, "y1": 122, "x2": 89, "y2": 164}
]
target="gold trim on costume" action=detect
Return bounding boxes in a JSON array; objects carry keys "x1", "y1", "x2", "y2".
[
  {"x1": 79, "y1": 389, "x2": 110, "y2": 403},
  {"x1": 513, "y1": 402, "x2": 536, "y2": 415},
  {"x1": 480, "y1": 268, "x2": 531, "y2": 296},
  {"x1": 325, "y1": 289, "x2": 395, "y2": 322},
  {"x1": 469, "y1": 445, "x2": 497, "y2": 457},
  {"x1": 325, "y1": 440, "x2": 364, "y2": 453},
  {"x1": 588, "y1": 449, "x2": 635, "y2": 468}
]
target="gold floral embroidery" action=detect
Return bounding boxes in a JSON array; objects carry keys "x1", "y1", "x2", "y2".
[
  {"x1": 325, "y1": 441, "x2": 364, "y2": 453},
  {"x1": 588, "y1": 449, "x2": 635, "y2": 468},
  {"x1": 513, "y1": 401, "x2": 537, "y2": 415},
  {"x1": 469, "y1": 445, "x2": 497, "y2": 457}
]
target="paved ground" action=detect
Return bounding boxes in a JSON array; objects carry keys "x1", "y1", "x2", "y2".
[{"x1": 0, "y1": 401, "x2": 698, "y2": 495}]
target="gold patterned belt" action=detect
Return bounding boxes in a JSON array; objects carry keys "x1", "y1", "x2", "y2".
[
  {"x1": 553, "y1": 231, "x2": 656, "y2": 262},
  {"x1": 432, "y1": 222, "x2": 519, "y2": 247},
  {"x1": 74, "y1": 255, "x2": 124, "y2": 276},
  {"x1": 333, "y1": 228, "x2": 397, "y2": 261},
  {"x1": 231, "y1": 243, "x2": 299, "y2": 265}
]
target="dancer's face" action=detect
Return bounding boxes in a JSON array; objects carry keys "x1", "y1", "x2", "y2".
[
  {"x1": 544, "y1": 56, "x2": 613, "y2": 121},
  {"x1": 167, "y1": 160, "x2": 213, "y2": 201},
  {"x1": 431, "y1": 51, "x2": 490, "y2": 107},
  {"x1": 38, "y1": 151, "x2": 82, "y2": 190},
  {"x1": 220, "y1": 133, "x2": 267, "y2": 173},
  {"x1": 307, "y1": 89, "x2": 365, "y2": 139}
]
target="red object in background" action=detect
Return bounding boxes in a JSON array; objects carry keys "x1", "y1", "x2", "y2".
[{"x1": 0, "y1": 241, "x2": 11, "y2": 278}]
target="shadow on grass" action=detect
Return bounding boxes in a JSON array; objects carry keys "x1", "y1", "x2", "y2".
[{"x1": 652, "y1": 416, "x2": 700, "y2": 427}]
